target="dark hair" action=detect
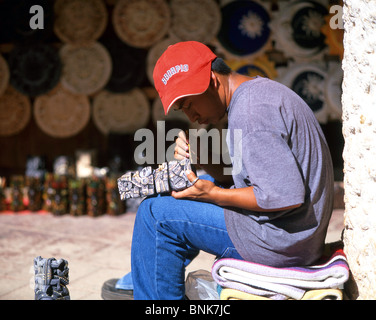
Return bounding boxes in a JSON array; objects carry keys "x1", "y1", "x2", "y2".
[{"x1": 211, "y1": 57, "x2": 232, "y2": 75}]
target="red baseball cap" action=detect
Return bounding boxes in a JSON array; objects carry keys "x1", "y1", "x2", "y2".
[{"x1": 153, "y1": 41, "x2": 217, "y2": 115}]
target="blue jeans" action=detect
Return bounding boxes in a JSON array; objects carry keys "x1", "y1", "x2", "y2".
[{"x1": 117, "y1": 175, "x2": 243, "y2": 300}]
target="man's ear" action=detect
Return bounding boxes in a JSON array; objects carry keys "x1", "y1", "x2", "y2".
[{"x1": 210, "y1": 71, "x2": 219, "y2": 89}]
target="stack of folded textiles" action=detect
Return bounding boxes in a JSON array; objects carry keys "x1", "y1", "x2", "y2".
[{"x1": 211, "y1": 242, "x2": 349, "y2": 300}]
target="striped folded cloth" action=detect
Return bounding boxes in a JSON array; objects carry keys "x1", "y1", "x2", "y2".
[
  {"x1": 219, "y1": 288, "x2": 343, "y2": 300},
  {"x1": 212, "y1": 243, "x2": 349, "y2": 300}
]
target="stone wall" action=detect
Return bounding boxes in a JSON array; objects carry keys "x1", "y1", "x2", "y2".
[{"x1": 342, "y1": 0, "x2": 376, "y2": 299}]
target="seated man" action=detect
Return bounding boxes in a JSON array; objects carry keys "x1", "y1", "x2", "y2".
[{"x1": 102, "y1": 41, "x2": 334, "y2": 300}]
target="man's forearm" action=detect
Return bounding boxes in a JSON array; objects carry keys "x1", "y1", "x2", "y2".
[{"x1": 211, "y1": 186, "x2": 301, "y2": 212}]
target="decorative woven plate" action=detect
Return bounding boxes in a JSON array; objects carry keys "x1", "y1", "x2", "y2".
[
  {"x1": 34, "y1": 84, "x2": 90, "y2": 138},
  {"x1": 0, "y1": 54, "x2": 9, "y2": 97},
  {"x1": 146, "y1": 37, "x2": 179, "y2": 84},
  {"x1": 169, "y1": 0, "x2": 221, "y2": 43},
  {"x1": 60, "y1": 42, "x2": 112, "y2": 95},
  {"x1": 113, "y1": 0, "x2": 170, "y2": 48},
  {"x1": 271, "y1": 1, "x2": 328, "y2": 61},
  {"x1": 54, "y1": 0, "x2": 108, "y2": 44},
  {"x1": 0, "y1": 86, "x2": 31, "y2": 136},
  {"x1": 226, "y1": 55, "x2": 278, "y2": 80},
  {"x1": 8, "y1": 44, "x2": 61, "y2": 97},
  {"x1": 93, "y1": 89, "x2": 150, "y2": 135},
  {"x1": 101, "y1": 35, "x2": 147, "y2": 93},
  {"x1": 217, "y1": 0, "x2": 271, "y2": 58},
  {"x1": 278, "y1": 62, "x2": 329, "y2": 124}
]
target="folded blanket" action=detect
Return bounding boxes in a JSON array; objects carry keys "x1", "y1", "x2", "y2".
[
  {"x1": 212, "y1": 245, "x2": 349, "y2": 300},
  {"x1": 220, "y1": 288, "x2": 273, "y2": 300},
  {"x1": 220, "y1": 288, "x2": 343, "y2": 300},
  {"x1": 301, "y1": 289, "x2": 343, "y2": 300}
]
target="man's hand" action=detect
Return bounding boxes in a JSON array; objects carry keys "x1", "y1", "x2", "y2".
[
  {"x1": 171, "y1": 170, "x2": 217, "y2": 203},
  {"x1": 174, "y1": 130, "x2": 190, "y2": 161}
]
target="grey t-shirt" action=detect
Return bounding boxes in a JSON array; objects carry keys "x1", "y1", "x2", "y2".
[{"x1": 224, "y1": 77, "x2": 334, "y2": 267}]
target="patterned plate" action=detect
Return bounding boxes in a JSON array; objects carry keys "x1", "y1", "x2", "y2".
[
  {"x1": 34, "y1": 84, "x2": 90, "y2": 138},
  {"x1": 8, "y1": 44, "x2": 61, "y2": 97},
  {"x1": 169, "y1": 0, "x2": 221, "y2": 43},
  {"x1": 93, "y1": 88, "x2": 150, "y2": 135},
  {"x1": 0, "y1": 54, "x2": 9, "y2": 97},
  {"x1": 271, "y1": 0, "x2": 328, "y2": 61},
  {"x1": 101, "y1": 35, "x2": 147, "y2": 93},
  {"x1": 54, "y1": 0, "x2": 108, "y2": 44},
  {"x1": 60, "y1": 42, "x2": 112, "y2": 95},
  {"x1": 0, "y1": 86, "x2": 31, "y2": 136},
  {"x1": 278, "y1": 62, "x2": 329, "y2": 124},
  {"x1": 217, "y1": 0, "x2": 271, "y2": 57},
  {"x1": 113, "y1": 0, "x2": 170, "y2": 48}
]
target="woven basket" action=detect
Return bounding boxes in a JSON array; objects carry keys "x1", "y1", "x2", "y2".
[
  {"x1": 54, "y1": 0, "x2": 108, "y2": 44},
  {"x1": 8, "y1": 44, "x2": 61, "y2": 97},
  {"x1": 169, "y1": 0, "x2": 221, "y2": 43},
  {"x1": 34, "y1": 84, "x2": 90, "y2": 138},
  {"x1": 93, "y1": 88, "x2": 150, "y2": 135},
  {"x1": 113, "y1": 0, "x2": 170, "y2": 48},
  {"x1": 101, "y1": 35, "x2": 147, "y2": 93},
  {"x1": 60, "y1": 42, "x2": 112, "y2": 95},
  {"x1": 0, "y1": 85, "x2": 31, "y2": 136}
]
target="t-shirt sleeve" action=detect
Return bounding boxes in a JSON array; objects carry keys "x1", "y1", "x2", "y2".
[{"x1": 241, "y1": 130, "x2": 305, "y2": 210}]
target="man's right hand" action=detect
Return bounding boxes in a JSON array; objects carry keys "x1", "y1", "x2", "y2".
[{"x1": 174, "y1": 130, "x2": 190, "y2": 161}]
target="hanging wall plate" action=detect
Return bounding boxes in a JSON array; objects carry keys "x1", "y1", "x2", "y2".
[
  {"x1": 169, "y1": 0, "x2": 221, "y2": 44},
  {"x1": 34, "y1": 84, "x2": 90, "y2": 138},
  {"x1": 8, "y1": 44, "x2": 61, "y2": 97},
  {"x1": 54, "y1": 0, "x2": 108, "y2": 44},
  {"x1": 0, "y1": 86, "x2": 31, "y2": 137},
  {"x1": 216, "y1": 0, "x2": 272, "y2": 59},
  {"x1": 60, "y1": 42, "x2": 112, "y2": 95},
  {"x1": 113, "y1": 0, "x2": 170, "y2": 48},
  {"x1": 271, "y1": 0, "x2": 328, "y2": 61},
  {"x1": 101, "y1": 35, "x2": 147, "y2": 93},
  {"x1": 93, "y1": 88, "x2": 150, "y2": 135}
]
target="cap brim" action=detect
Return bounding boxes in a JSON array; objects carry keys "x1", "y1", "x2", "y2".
[{"x1": 162, "y1": 63, "x2": 212, "y2": 115}]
